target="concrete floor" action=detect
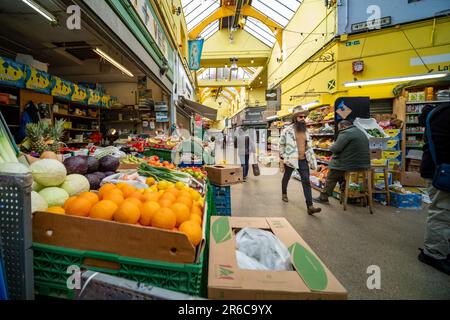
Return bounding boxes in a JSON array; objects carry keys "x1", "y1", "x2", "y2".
[{"x1": 230, "y1": 171, "x2": 450, "y2": 300}]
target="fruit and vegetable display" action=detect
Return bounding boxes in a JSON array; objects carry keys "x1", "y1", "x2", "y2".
[
  {"x1": 121, "y1": 155, "x2": 176, "y2": 169},
  {"x1": 306, "y1": 105, "x2": 334, "y2": 124},
  {"x1": 22, "y1": 119, "x2": 65, "y2": 154},
  {"x1": 365, "y1": 128, "x2": 384, "y2": 138},
  {"x1": 310, "y1": 165, "x2": 330, "y2": 189},
  {"x1": 147, "y1": 137, "x2": 180, "y2": 150},
  {"x1": 138, "y1": 163, "x2": 192, "y2": 184},
  {"x1": 313, "y1": 138, "x2": 333, "y2": 149},
  {"x1": 52, "y1": 181, "x2": 205, "y2": 246},
  {"x1": 180, "y1": 167, "x2": 207, "y2": 180}
]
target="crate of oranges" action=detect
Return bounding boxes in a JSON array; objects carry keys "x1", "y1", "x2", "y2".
[{"x1": 32, "y1": 180, "x2": 213, "y2": 299}]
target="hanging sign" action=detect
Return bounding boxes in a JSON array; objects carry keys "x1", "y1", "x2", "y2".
[
  {"x1": 51, "y1": 76, "x2": 73, "y2": 100},
  {"x1": 25, "y1": 65, "x2": 52, "y2": 94},
  {"x1": 0, "y1": 56, "x2": 25, "y2": 88},
  {"x1": 88, "y1": 88, "x2": 102, "y2": 106},
  {"x1": 156, "y1": 112, "x2": 169, "y2": 122},
  {"x1": 71, "y1": 84, "x2": 89, "y2": 104},
  {"x1": 188, "y1": 39, "x2": 204, "y2": 70}
]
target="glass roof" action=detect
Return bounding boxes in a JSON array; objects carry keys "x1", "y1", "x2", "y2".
[
  {"x1": 198, "y1": 67, "x2": 253, "y2": 82},
  {"x1": 182, "y1": 0, "x2": 302, "y2": 47}
]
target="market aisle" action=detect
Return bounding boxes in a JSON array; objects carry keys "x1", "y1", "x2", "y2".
[{"x1": 231, "y1": 172, "x2": 450, "y2": 300}]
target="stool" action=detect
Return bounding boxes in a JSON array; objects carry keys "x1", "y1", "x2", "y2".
[
  {"x1": 370, "y1": 164, "x2": 390, "y2": 205},
  {"x1": 341, "y1": 169, "x2": 373, "y2": 214}
]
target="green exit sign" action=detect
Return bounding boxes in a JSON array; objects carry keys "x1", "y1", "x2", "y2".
[{"x1": 346, "y1": 40, "x2": 361, "y2": 47}]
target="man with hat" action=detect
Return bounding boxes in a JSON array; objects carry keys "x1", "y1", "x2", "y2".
[{"x1": 279, "y1": 108, "x2": 322, "y2": 215}]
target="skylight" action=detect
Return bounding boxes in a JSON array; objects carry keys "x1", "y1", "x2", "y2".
[
  {"x1": 243, "y1": 17, "x2": 276, "y2": 47},
  {"x1": 182, "y1": 0, "x2": 220, "y2": 31}
]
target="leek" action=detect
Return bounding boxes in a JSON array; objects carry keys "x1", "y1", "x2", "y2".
[{"x1": 0, "y1": 112, "x2": 18, "y2": 163}]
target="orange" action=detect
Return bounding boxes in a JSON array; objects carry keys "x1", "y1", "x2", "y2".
[
  {"x1": 178, "y1": 190, "x2": 192, "y2": 199},
  {"x1": 127, "y1": 191, "x2": 144, "y2": 201},
  {"x1": 98, "y1": 183, "x2": 116, "y2": 199},
  {"x1": 140, "y1": 201, "x2": 160, "y2": 226},
  {"x1": 114, "y1": 201, "x2": 141, "y2": 224},
  {"x1": 103, "y1": 188, "x2": 124, "y2": 206},
  {"x1": 146, "y1": 177, "x2": 156, "y2": 186},
  {"x1": 64, "y1": 196, "x2": 77, "y2": 211},
  {"x1": 79, "y1": 192, "x2": 99, "y2": 206},
  {"x1": 189, "y1": 214, "x2": 202, "y2": 226},
  {"x1": 160, "y1": 192, "x2": 176, "y2": 203},
  {"x1": 179, "y1": 221, "x2": 202, "y2": 246},
  {"x1": 176, "y1": 196, "x2": 193, "y2": 209},
  {"x1": 171, "y1": 203, "x2": 191, "y2": 226},
  {"x1": 89, "y1": 200, "x2": 117, "y2": 221},
  {"x1": 165, "y1": 187, "x2": 180, "y2": 197},
  {"x1": 142, "y1": 192, "x2": 161, "y2": 202},
  {"x1": 116, "y1": 182, "x2": 128, "y2": 190},
  {"x1": 151, "y1": 208, "x2": 176, "y2": 230},
  {"x1": 66, "y1": 197, "x2": 92, "y2": 217},
  {"x1": 121, "y1": 184, "x2": 137, "y2": 198},
  {"x1": 159, "y1": 198, "x2": 173, "y2": 208},
  {"x1": 47, "y1": 206, "x2": 65, "y2": 215},
  {"x1": 191, "y1": 205, "x2": 203, "y2": 217},
  {"x1": 124, "y1": 198, "x2": 144, "y2": 214}
]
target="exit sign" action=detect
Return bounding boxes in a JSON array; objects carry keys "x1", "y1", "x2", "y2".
[{"x1": 346, "y1": 40, "x2": 361, "y2": 47}]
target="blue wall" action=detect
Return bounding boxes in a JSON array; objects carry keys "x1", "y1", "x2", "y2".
[{"x1": 337, "y1": 0, "x2": 450, "y2": 35}]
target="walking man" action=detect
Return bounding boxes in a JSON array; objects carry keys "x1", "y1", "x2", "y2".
[
  {"x1": 314, "y1": 120, "x2": 370, "y2": 203},
  {"x1": 279, "y1": 110, "x2": 321, "y2": 215}
]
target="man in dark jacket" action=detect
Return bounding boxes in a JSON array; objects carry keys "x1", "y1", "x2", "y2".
[
  {"x1": 417, "y1": 103, "x2": 450, "y2": 276},
  {"x1": 314, "y1": 120, "x2": 370, "y2": 203}
]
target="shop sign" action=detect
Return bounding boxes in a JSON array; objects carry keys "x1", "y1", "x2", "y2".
[
  {"x1": 25, "y1": 65, "x2": 52, "y2": 94},
  {"x1": 88, "y1": 88, "x2": 102, "y2": 106},
  {"x1": 345, "y1": 40, "x2": 361, "y2": 47},
  {"x1": 265, "y1": 89, "x2": 278, "y2": 101},
  {"x1": 71, "y1": 84, "x2": 89, "y2": 104},
  {"x1": 0, "y1": 56, "x2": 26, "y2": 88},
  {"x1": 156, "y1": 112, "x2": 169, "y2": 122},
  {"x1": 51, "y1": 76, "x2": 73, "y2": 101},
  {"x1": 155, "y1": 102, "x2": 168, "y2": 112},
  {"x1": 188, "y1": 39, "x2": 204, "y2": 71}
]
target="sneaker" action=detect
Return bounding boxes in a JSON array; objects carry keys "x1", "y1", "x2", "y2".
[
  {"x1": 282, "y1": 194, "x2": 288, "y2": 202},
  {"x1": 313, "y1": 195, "x2": 329, "y2": 204},
  {"x1": 418, "y1": 248, "x2": 450, "y2": 276},
  {"x1": 307, "y1": 206, "x2": 322, "y2": 215}
]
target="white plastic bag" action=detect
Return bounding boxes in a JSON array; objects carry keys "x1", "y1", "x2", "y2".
[
  {"x1": 101, "y1": 172, "x2": 148, "y2": 189},
  {"x1": 235, "y1": 250, "x2": 269, "y2": 271},
  {"x1": 235, "y1": 227, "x2": 293, "y2": 271}
]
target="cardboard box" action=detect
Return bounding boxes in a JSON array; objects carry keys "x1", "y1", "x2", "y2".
[
  {"x1": 208, "y1": 216, "x2": 347, "y2": 300},
  {"x1": 385, "y1": 129, "x2": 402, "y2": 140},
  {"x1": 407, "y1": 164, "x2": 421, "y2": 173},
  {"x1": 383, "y1": 151, "x2": 402, "y2": 162},
  {"x1": 386, "y1": 140, "x2": 401, "y2": 151},
  {"x1": 408, "y1": 159, "x2": 422, "y2": 167},
  {"x1": 205, "y1": 165, "x2": 243, "y2": 186},
  {"x1": 118, "y1": 163, "x2": 140, "y2": 170},
  {"x1": 401, "y1": 171, "x2": 427, "y2": 187},
  {"x1": 33, "y1": 208, "x2": 207, "y2": 264},
  {"x1": 371, "y1": 159, "x2": 388, "y2": 166},
  {"x1": 369, "y1": 149, "x2": 382, "y2": 160}
]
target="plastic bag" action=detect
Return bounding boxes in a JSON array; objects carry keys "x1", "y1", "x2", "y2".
[
  {"x1": 235, "y1": 228, "x2": 293, "y2": 271},
  {"x1": 101, "y1": 171, "x2": 148, "y2": 189},
  {"x1": 235, "y1": 251, "x2": 268, "y2": 271}
]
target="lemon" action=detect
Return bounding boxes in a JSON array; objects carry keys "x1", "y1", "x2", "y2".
[
  {"x1": 175, "y1": 181, "x2": 185, "y2": 190},
  {"x1": 157, "y1": 181, "x2": 169, "y2": 190},
  {"x1": 146, "y1": 177, "x2": 156, "y2": 186},
  {"x1": 189, "y1": 189, "x2": 201, "y2": 201}
]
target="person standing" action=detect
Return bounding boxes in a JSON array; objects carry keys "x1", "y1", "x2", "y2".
[
  {"x1": 279, "y1": 110, "x2": 321, "y2": 215},
  {"x1": 417, "y1": 103, "x2": 450, "y2": 276},
  {"x1": 235, "y1": 127, "x2": 255, "y2": 181},
  {"x1": 314, "y1": 120, "x2": 370, "y2": 203}
]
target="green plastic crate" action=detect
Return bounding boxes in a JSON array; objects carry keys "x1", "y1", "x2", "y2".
[
  {"x1": 33, "y1": 184, "x2": 215, "y2": 300},
  {"x1": 143, "y1": 148, "x2": 174, "y2": 162}
]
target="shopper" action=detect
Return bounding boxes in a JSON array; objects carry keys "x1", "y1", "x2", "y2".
[
  {"x1": 279, "y1": 110, "x2": 321, "y2": 215},
  {"x1": 417, "y1": 103, "x2": 450, "y2": 276},
  {"x1": 314, "y1": 120, "x2": 370, "y2": 203},
  {"x1": 235, "y1": 127, "x2": 255, "y2": 181}
]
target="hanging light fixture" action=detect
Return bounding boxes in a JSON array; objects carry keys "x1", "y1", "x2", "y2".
[
  {"x1": 94, "y1": 48, "x2": 134, "y2": 77},
  {"x1": 344, "y1": 72, "x2": 447, "y2": 87},
  {"x1": 22, "y1": 0, "x2": 57, "y2": 22}
]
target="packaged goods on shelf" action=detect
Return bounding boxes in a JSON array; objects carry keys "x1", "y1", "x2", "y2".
[
  {"x1": 386, "y1": 140, "x2": 401, "y2": 151},
  {"x1": 384, "y1": 129, "x2": 402, "y2": 140}
]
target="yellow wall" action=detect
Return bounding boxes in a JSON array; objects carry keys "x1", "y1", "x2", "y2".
[
  {"x1": 267, "y1": 0, "x2": 337, "y2": 89},
  {"x1": 246, "y1": 87, "x2": 266, "y2": 106}
]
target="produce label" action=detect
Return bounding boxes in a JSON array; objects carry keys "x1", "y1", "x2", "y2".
[
  {"x1": 25, "y1": 65, "x2": 52, "y2": 94},
  {"x1": 71, "y1": 84, "x2": 89, "y2": 104},
  {"x1": 289, "y1": 242, "x2": 328, "y2": 291},
  {"x1": 212, "y1": 217, "x2": 232, "y2": 244},
  {"x1": 88, "y1": 88, "x2": 102, "y2": 106},
  {"x1": 51, "y1": 76, "x2": 73, "y2": 100},
  {"x1": 0, "y1": 56, "x2": 26, "y2": 88}
]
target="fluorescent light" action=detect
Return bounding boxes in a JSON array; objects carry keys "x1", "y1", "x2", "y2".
[
  {"x1": 288, "y1": 108, "x2": 294, "y2": 113},
  {"x1": 302, "y1": 100, "x2": 320, "y2": 110},
  {"x1": 22, "y1": 0, "x2": 57, "y2": 22},
  {"x1": 344, "y1": 73, "x2": 447, "y2": 87},
  {"x1": 266, "y1": 115, "x2": 278, "y2": 120},
  {"x1": 94, "y1": 48, "x2": 134, "y2": 77}
]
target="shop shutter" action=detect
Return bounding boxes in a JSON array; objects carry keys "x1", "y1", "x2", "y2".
[{"x1": 370, "y1": 99, "x2": 394, "y2": 116}]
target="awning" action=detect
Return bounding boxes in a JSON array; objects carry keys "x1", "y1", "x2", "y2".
[{"x1": 177, "y1": 97, "x2": 218, "y2": 120}]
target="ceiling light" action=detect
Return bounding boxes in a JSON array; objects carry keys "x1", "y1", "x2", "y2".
[
  {"x1": 224, "y1": 64, "x2": 228, "y2": 69},
  {"x1": 94, "y1": 48, "x2": 134, "y2": 77},
  {"x1": 22, "y1": 0, "x2": 57, "y2": 22},
  {"x1": 266, "y1": 115, "x2": 278, "y2": 120},
  {"x1": 344, "y1": 73, "x2": 447, "y2": 87},
  {"x1": 251, "y1": 59, "x2": 254, "y2": 64},
  {"x1": 301, "y1": 100, "x2": 320, "y2": 110}
]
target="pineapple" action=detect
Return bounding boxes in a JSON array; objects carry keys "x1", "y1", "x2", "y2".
[
  {"x1": 49, "y1": 119, "x2": 65, "y2": 153},
  {"x1": 25, "y1": 122, "x2": 47, "y2": 154},
  {"x1": 25, "y1": 119, "x2": 66, "y2": 154}
]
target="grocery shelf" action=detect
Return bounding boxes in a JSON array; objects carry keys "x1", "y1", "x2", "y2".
[
  {"x1": 406, "y1": 100, "x2": 450, "y2": 105},
  {"x1": 406, "y1": 132, "x2": 425, "y2": 134},
  {"x1": 406, "y1": 112, "x2": 422, "y2": 115},
  {"x1": 53, "y1": 113, "x2": 98, "y2": 120},
  {"x1": 306, "y1": 120, "x2": 334, "y2": 126},
  {"x1": 313, "y1": 147, "x2": 332, "y2": 152},
  {"x1": 406, "y1": 122, "x2": 419, "y2": 125},
  {"x1": 406, "y1": 145, "x2": 423, "y2": 148},
  {"x1": 65, "y1": 128, "x2": 98, "y2": 132}
]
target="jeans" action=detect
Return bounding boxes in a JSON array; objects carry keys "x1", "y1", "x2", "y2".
[
  {"x1": 240, "y1": 154, "x2": 250, "y2": 178},
  {"x1": 324, "y1": 169, "x2": 346, "y2": 197},
  {"x1": 282, "y1": 159, "x2": 313, "y2": 207},
  {"x1": 424, "y1": 180, "x2": 450, "y2": 260}
]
